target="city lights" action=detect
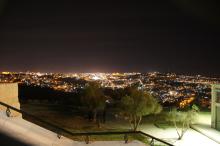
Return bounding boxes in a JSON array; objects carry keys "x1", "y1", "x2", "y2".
[{"x1": 0, "y1": 71, "x2": 219, "y2": 108}]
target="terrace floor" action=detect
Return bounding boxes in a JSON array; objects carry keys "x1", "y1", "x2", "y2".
[
  {"x1": 1, "y1": 107, "x2": 219, "y2": 146},
  {"x1": 0, "y1": 111, "x2": 146, "y2": 146},
  {"x1": 191, "y1": 112, "x2": 220, "y2": 144},
  {"x1": 140, "y1": 112, "x2": 220, "y2": 146}
]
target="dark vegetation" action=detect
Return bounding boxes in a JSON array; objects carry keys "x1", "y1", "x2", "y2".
[{"x1": 19, "y1": 84, "x2": 81, "y2": 106}]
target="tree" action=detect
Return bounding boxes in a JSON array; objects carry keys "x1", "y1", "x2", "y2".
[
  {"x1": 81, "y1": 82, "x2": 106, "y2": 126},
  {"x1": 166, "y1": 105, "x2": 199, "y2": 140},
  {"x1": 120, "y1": 87, "x2": 162, "y2": 131}
]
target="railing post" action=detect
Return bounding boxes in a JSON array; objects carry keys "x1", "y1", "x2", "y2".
[
  {"x1": 85, "y1": 135, "x2": 90, "y2": 144},
  {"x1": 150, "y1": 138, "x2": 154, "y2": 146},
  {"x1": 6, "y1": 107, "x2": 11, "y2": 117},
  {"x1": 57, "y1": 133, "x2": 62, "y2": 139},
  {"x1": 124, "y1": 134, "x2": 128, "y2": 143}
]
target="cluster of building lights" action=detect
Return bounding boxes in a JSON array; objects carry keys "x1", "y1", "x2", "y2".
[{"x1": 1, "y1": 71, "x2": 219, "y2": 108}]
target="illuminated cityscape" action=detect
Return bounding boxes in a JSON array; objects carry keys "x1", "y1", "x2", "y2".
[{"x1": 1, "y1": 71, "x2": 219, "y2": 109}]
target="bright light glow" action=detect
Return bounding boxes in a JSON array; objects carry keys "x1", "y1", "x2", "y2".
[
  {"x1": 36, "y1": 72, "x2": 43, "y2": 76},
  {"x1": 169, "y1": 91, "x2": 177, "y2": 96},
  {"x1": 92, "y1": 75, "x2": 101, "y2": 80},
  {"x1": 2, "y1": 72, "x2": 10, "y2": 75}
]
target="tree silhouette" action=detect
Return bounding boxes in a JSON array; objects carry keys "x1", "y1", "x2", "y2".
[
  {"x1": 166, "y1": 105, "x2": 199, "y2": 140},
  {"x1": 120, "y1": 87, "x2": 162, "y2": 131},
  {"x1": 81, "y1": 82, "x2": 106, "y2": 127}
]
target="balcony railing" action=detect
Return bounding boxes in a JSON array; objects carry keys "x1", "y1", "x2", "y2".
[{"x1": 0, "y1": 101, "x2": 174, "y2": 146}]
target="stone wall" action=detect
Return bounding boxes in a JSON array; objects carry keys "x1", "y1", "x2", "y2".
[
  {"x1": 0, "y1": 83, "x2": 21, "y2": 117},
  {"x1": 211, "y1": 84, "x2": 220, "y2": 131}
]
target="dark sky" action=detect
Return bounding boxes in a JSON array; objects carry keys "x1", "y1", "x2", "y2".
[{"x1": 0, "y1": 0, "x2": 220, "y2": 76}]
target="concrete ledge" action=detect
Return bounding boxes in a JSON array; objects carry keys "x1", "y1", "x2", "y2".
[{"x1": 191, "y1": 124, "x2": 220, "y2": 144}]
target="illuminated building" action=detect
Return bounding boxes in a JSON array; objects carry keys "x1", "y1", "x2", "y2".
[{"x1": 211, "y1": 84, "x2": 220, "y2": 131}]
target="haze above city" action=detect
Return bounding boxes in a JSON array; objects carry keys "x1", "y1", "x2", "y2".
[{"x1": 0, "y1": 0, "x2": 220, "y2": 76}]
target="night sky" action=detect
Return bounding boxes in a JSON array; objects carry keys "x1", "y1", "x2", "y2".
[{"x1": 0, "y1": 0, "x2": 220, "y2": 76}]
